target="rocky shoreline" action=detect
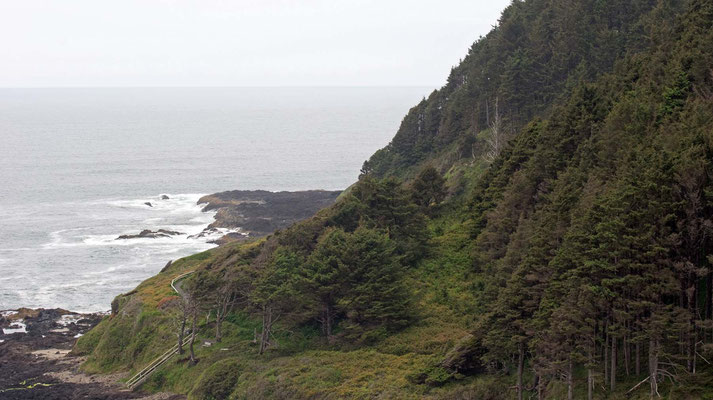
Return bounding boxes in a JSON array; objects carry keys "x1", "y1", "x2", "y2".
[
  {"x1": 0, "y1": 189, "x2": 341, "y2": 397},
  {"x1": 0, "y1": 309, "x2": 182, "y2": 399},
  {"x1": 196, "y1": 189, "x2": 341, "y2": 243},
  {"x1": 116, "y1": 190, "x2": 341, "y2": 246}
]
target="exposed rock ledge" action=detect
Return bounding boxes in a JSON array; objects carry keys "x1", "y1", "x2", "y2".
[
  {"x1": 197, "y1": 190, "x2": 341, "y2": 242},
  {"x1": 0, "y1": 308, "x2": 182, "y2": 399},
  {"x1": 115, "y1": 229, "x2": 184, "y2": 240}
]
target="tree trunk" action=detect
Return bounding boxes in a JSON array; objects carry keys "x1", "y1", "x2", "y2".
[
  {"x1": 259, "y1": 305, "x2": 272, "y2": 355},
  {"x1": 649, "y1": 338, "x2": 658, "y2": 398},
  {"x1": 693, "y1": 340, "x2": 697, "y2": 374},
  {"x1": 177, "y1": 314, "x2": 186, "y2": 355},
  {"x1": 537, "y1": 374, "x2": 544, "y2": 400},
  {"x1": 624, "y1": 333, "x2": 630, "y2": 376},
  {"x1": 705, "y1": 272, "x2": 713, "y2": 319},
  {"x1": 189, "y1": 311, "x2": 198, "y2": 365},
  {"x1": 485, "y1": 99, "x2": 490, "y2": 126},
  {"x1": 517, "y1": 343, "x2": 524, "y2": 400},
  {"x1": 610, "y1": 336, "x2": 617, "y2": 391},
  {"x1": 567, "y1": 358, "x2": 573, "y2": 400},
  {"x1": 707, "y1": 271, "x2": 712, "y2": 342},
  {"x1": 636, "y1": 342, "x2": 641, "y2": 375},
  {"x1": 215, "y1": 314, "x2": 222, "y2": 343},
  {"x1": 688, "y1": 281, "x2": 697, "y2": 373},
  {"x1": 588, "y1": 329, "x2": 595, "y2": 400},
  {"x1": 604, "y1": 331, "x2": 609, "y2": 387},
  {"x1": 322, "y1": 303, "x2": 334, "y2": 337}
]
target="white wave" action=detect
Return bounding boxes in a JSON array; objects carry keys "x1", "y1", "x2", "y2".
[
  {"x1": 42, "y1": 227, "x2": 90, "y2": 249},
  {"x1": 0, "y1": 247, "x2": 36, "y2": 252},
  {"x1": 57, "y1": 314, "x2": 83, "y2": 326},
  {"x1": 3, "y1": 320, "x2": 26, "y2": 334},
  {"x1": 105, "y1": 193, "x2": 206, "y2": 212},
  {"x1": 42, "y1": 193, "x2": 221, "y2": 250},
  {"x1": 14, "y1": 193, "x2": 244, "y2": 312}
]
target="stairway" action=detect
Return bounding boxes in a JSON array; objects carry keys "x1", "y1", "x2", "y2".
[
  {"x1": 126, "y1": 335, "x2": 192, "y2": 390},
  {"x1": 126, "y1": 270, "x2": 196, "y2": 390}
]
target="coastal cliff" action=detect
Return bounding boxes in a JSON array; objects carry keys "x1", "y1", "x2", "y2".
[{"x1": 76, "y1": 1, "x2": 713, "y2": 399}]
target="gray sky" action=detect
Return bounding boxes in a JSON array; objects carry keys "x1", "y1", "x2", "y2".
[{"x1": 1, "y1": 0, "x2": 511, "y2": 87}]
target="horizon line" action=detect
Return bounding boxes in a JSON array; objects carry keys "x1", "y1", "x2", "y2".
[{"x1": 0, "y1": 84, "x2": 436, "y2": 90}]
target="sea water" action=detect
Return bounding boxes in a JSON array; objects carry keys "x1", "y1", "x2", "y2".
[{"x1": 0, "y1": 87, "x2": 427, "y2": 312}]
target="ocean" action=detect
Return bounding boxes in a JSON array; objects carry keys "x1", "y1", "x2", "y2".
[{"x1": 0, "y1": 87, "x2": 427, "y2": 312}]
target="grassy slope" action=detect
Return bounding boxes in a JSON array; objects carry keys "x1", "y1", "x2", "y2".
[{"x1": 75, "y1": 194, "x2": 483, "y2": 398}]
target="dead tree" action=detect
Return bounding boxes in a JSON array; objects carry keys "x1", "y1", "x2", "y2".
[
  {"x1": 214, "y1": 283, "x2": 239, "y2": 343},
  {"x1": 188, "y1": 298, "x2": 199, "y2": 365},
  {"x1": 649, "y1": 338, "x2": 659, "y2": 398},
  {"x1": 258, "y1": 305, "x2": 281, "y2": 354},
  {"x1": 171, "y1": 296, "x2": 190, "y2": 355},
  {"x1": 484, "y1": 97, "x2": 507, "y2": 163}
]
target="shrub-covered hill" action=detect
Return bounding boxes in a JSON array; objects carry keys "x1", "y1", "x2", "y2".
[{"x1": 77, "y1": 0, "x2": 713, "y2": 399}]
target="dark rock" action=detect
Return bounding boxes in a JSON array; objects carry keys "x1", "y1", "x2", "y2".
[
  {"x1": 110, "y1": 298, "x2": 119, "y2": 316},
  {"x1": 0, "y1": 308, "x2": 150, "y2": 400},
  {"x1": 208, "y1": 232, "x2": 249, "y2": 246},
  {"x1": 144, "y1": 202, "x2": 153, "y2": 207},
  {"x1": 25, "y1": 309, "x2": 65, "y2": 334},
  {"x1": 156, "y1": 229, "x2": 183, "y2": 236},
  {"x1": 161, "y1": 195, "x2": 170, "y2": 200},
  {"x1": 187, "y1": 227, "x2": 219, "y2": 239},
  {"x1": 160, "y1": 260, "x2": 173, "y2": 273},
  {"x1": 197, "y1": 190, "x2": 341, "y2": 238},
  {"x1": 115, "y1": 229, "x2": 184, "y2": 240}
]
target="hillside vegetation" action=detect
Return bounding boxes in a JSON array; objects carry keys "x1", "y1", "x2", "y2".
[{"x1": 77, "y1": 0, "x2": 713, "y2": 398}]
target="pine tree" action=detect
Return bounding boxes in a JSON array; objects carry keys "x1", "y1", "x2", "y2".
[
  {"x1": 300, "y1": 228, "x2": 349, "y2": 337},
  {"x1": 411, "y1": 165, "x2": 447, "y2": 212},
  {"x1": 339, "y1": 227, "x2": 410, "y2": 335},
  {"x1": 251, "y1": 247, "x2": 302, "y2": 354}
]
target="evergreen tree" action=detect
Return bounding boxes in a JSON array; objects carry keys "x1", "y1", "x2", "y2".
[
  {"x1": 339, "y1": 227, "x2": 410, "y2": 335},
  {"x1": 251, "y1": 247, "x2": 302, "y2": 354},
  {"x1": 300, "y1": 228, "x2": 349, "y2": 337},
  {"x1": 411, "y1": 165, "x2": 447, "y2": 212}
]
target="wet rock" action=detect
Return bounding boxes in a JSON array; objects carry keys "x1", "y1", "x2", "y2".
[
  {"x1": 208, "y1": 232, "x2": 249, "y2": 246},
  {"x1": 187, "y1": 227, "x2": 219, "y2": 239},
  {"x1": 0, "y1": 308, "x2": 169, "y2": 399},
  {"x1": 144, "y1": 202, "x2": 153, "y2": 207},
  {"x1": 198, "y1": 190, "x2": 341, "y2": 238},
  {"x1": 161, "y1": 195, "x2": 170, "y2": 200},
  {"x1": 160, "y1": 260, "x2": 173, "y2": 273},
  {"x1": 115, "y1": 229, "x2": 184, "y2": 240}
]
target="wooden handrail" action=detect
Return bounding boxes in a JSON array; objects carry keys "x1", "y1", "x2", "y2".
[{"x1": 125, "y1": 270, "x2": 196, "y2": 390}]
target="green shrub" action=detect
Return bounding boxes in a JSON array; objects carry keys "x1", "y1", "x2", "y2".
[{"x1": 188, "y1": 358, "x2": 244, "y2": 400}]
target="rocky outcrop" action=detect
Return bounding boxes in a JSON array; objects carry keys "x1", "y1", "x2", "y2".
[
  {"x1": 0, "y1": 308, "x2": 156, "y2": 399},
  {"x1": 208, "y1": 232, "x2": 247, "y2": 245},
  {"x1": 115, "y1": 229, "x2": 183, "y2": 240},
  {"x1": 197, "y1": 190, "x2": 341, "y2": 240}
]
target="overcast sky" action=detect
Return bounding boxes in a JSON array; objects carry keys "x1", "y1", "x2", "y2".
[{"x1": 1, "y1": 0, "x2": 511, "y2": 88}]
